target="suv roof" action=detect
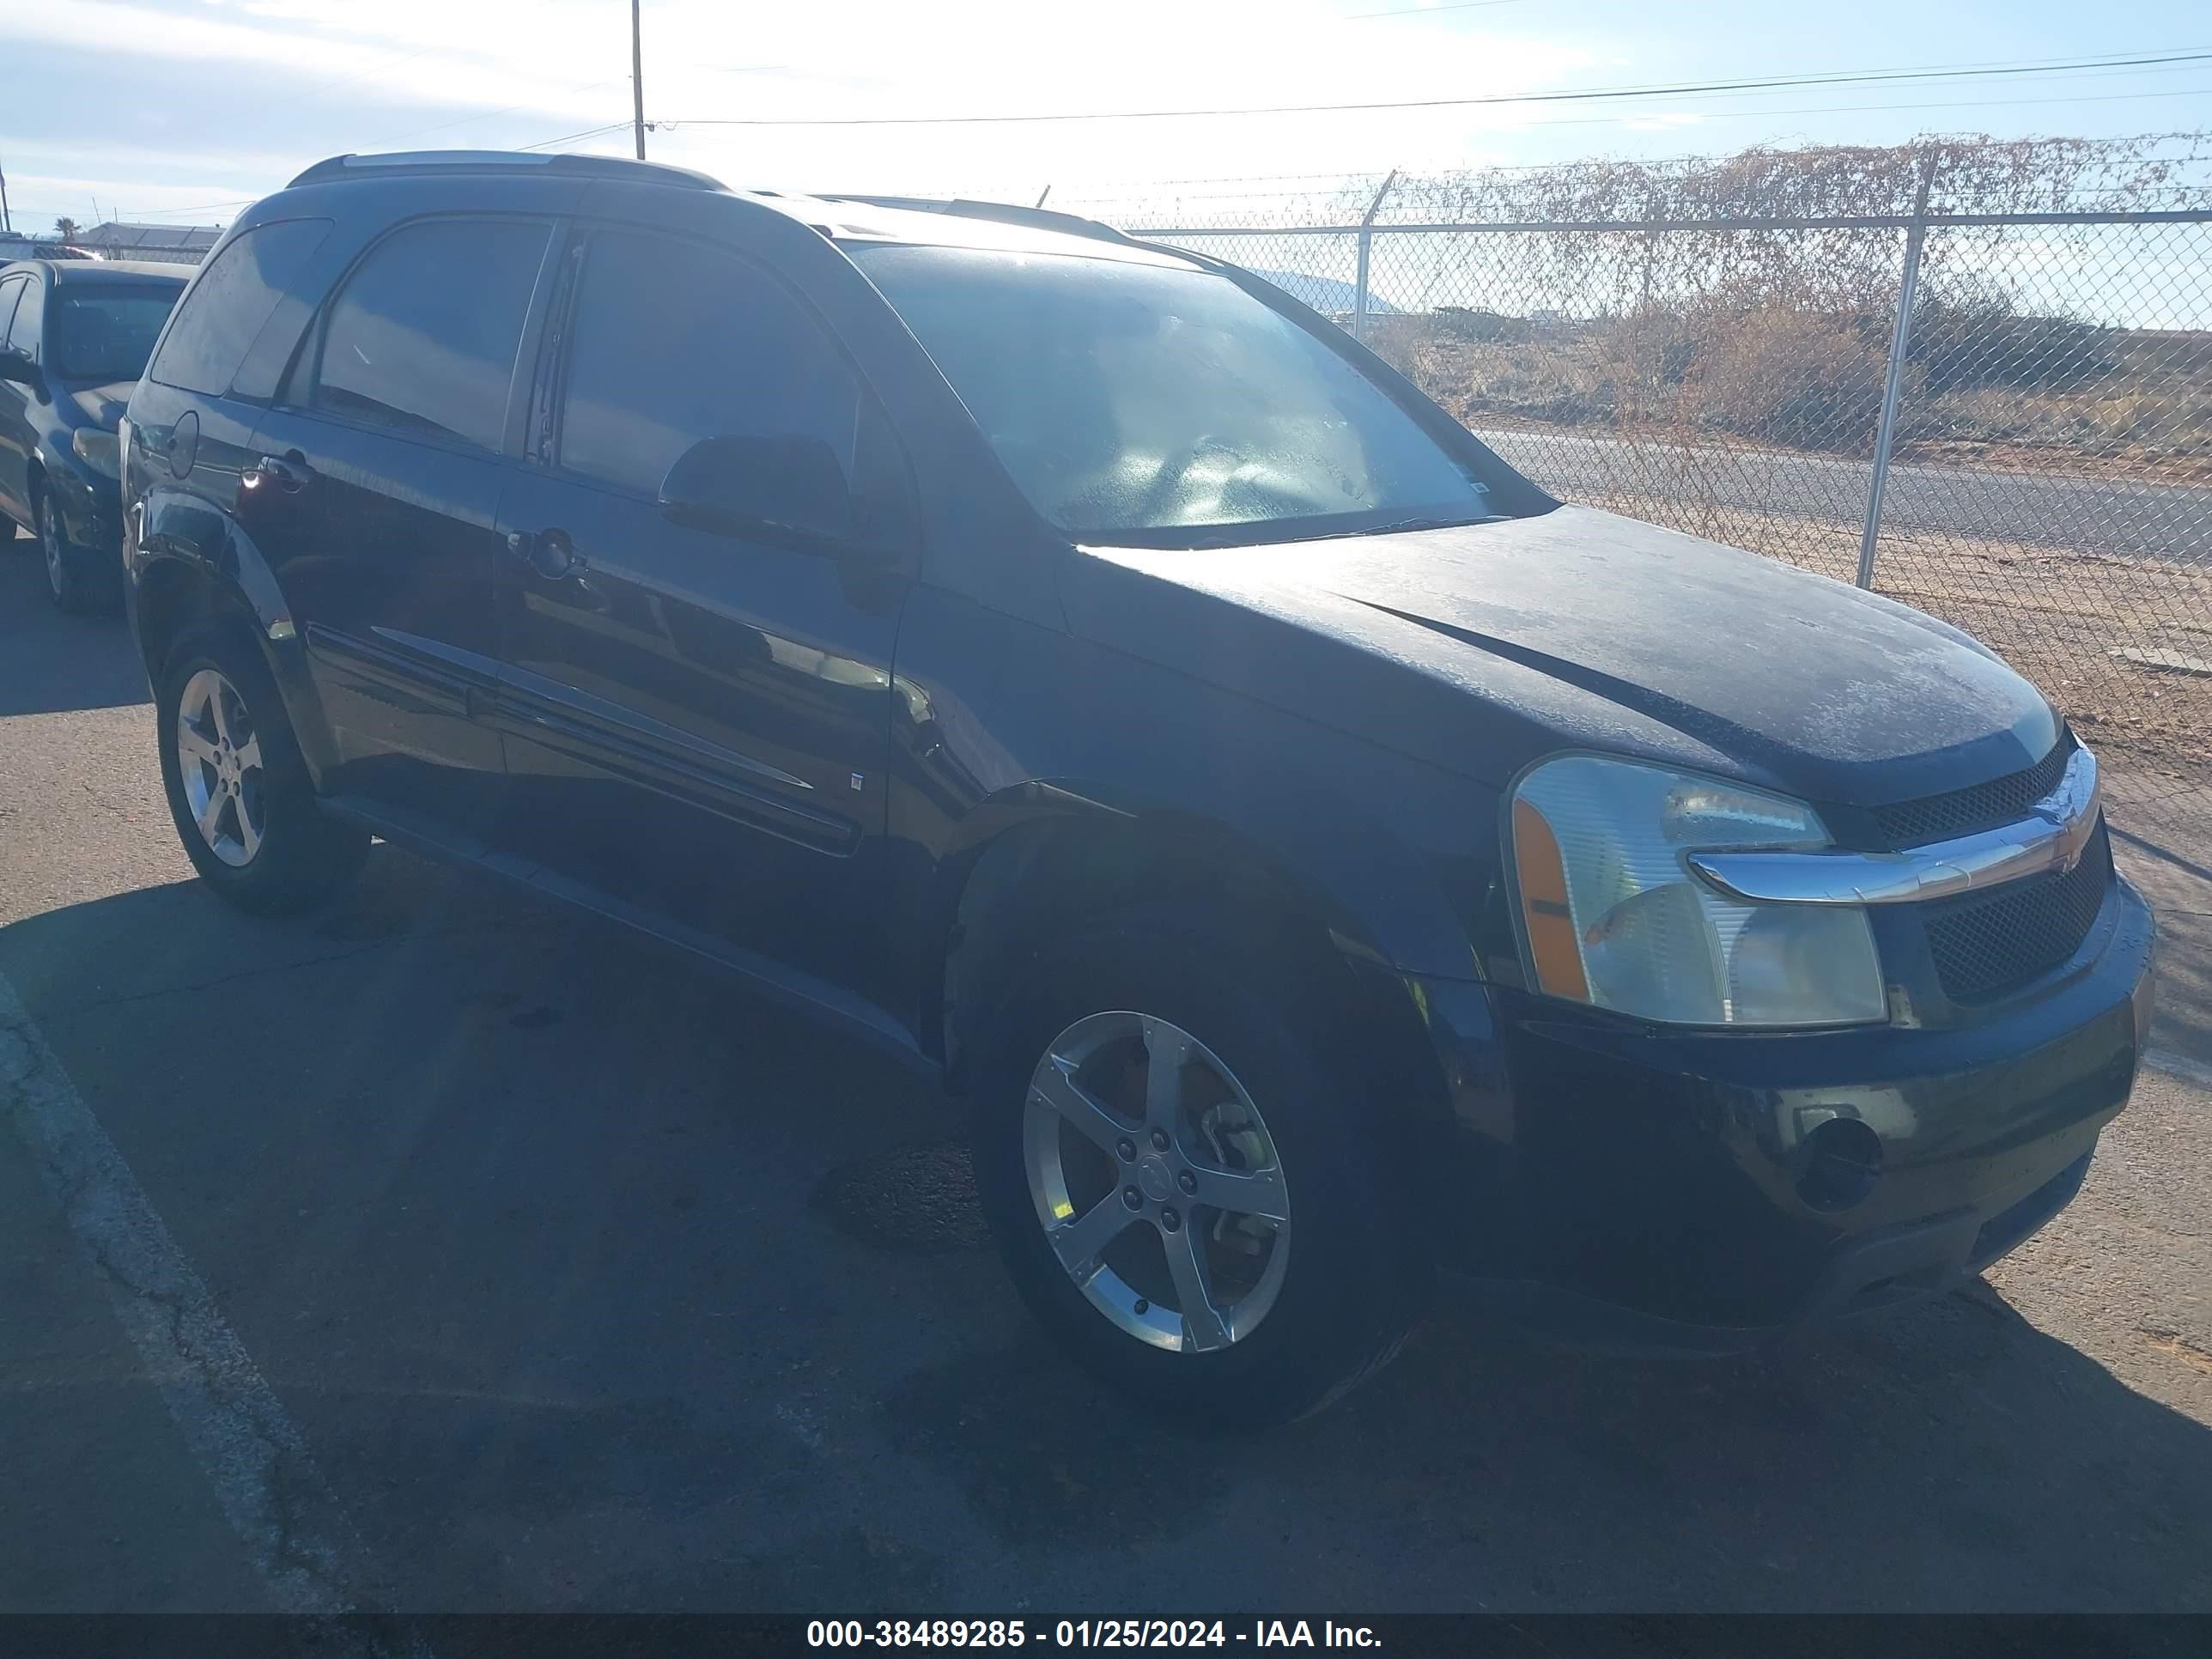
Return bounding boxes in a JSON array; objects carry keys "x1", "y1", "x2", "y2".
[
  {"x1": 279, "y1": 149, "x2": 1170, "y2": 266},
  {"x1": 287, "y1": 150, "x2": 726, "y2": 192}
]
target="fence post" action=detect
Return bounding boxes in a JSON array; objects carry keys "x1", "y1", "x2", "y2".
[
  {"x1": 1352, "y1": 169, "x2": 1398, "y2": 342},
  {"x1": 1857, "y1": 153, "x2": 1939, "y2": 589}
]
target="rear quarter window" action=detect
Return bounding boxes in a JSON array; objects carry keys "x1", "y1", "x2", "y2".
[
  {"x1": 148, "y1": 218, "x2": 333, "y2": 398},
  {"x1": 3, "y1": 276, "x2": 39, "y2": 358},
  {"x1": 0, "y1": 277, "x2": 26, "y2": 352}
]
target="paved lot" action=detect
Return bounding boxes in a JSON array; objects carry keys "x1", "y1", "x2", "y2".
[{"x1": 2, "y1": 538, "x2": 2209, "y2": 1616}]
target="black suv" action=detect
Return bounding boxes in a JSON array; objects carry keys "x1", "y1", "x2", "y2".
[
  {"x1": 2, "y1": 258, "x2": 189, "y2": 609},
  {"x1": 123, "y1": 151, "x2": 2154, "y2": 1424}
]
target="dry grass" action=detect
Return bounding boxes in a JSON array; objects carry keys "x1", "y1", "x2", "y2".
[
  {"x1": 1381, "y1": 314, "x2": 2212, "y2": 480},
  {"x1": 1905, "y1": 337, "x2": 2212, "y2": 477}
]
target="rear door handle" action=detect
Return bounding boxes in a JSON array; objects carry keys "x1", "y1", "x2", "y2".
[
  {"x1": 506, "y1": 526, "x2": 580, "y2": 580},
  {"x1": 244, "y1": 453, "x2": 310, "y2": 493}
]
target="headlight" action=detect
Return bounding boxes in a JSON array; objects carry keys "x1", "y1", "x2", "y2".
[
  {"x1": 1510, "y1": 755, "x2": 1886, "y2": 1027},
  {"x1": 71, "y1": 428, "x2": 123, "y2": 480}
]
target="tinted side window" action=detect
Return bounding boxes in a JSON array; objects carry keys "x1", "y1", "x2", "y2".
[
  {"x1": 313, "y1": 218, "x2": 549, "y2": 453},
  {"x1": 557, "y1": 234, "x2": 865, "y2": 499},
  {"x1": 148, "y1": 219, "x2": 331, "y2": 396},
  {"x1": 4, "y1": 279, "x2": 39, "y2": 357},
  {"x1": 0, "y1": 278, "x2": 25, "y2": 353}
]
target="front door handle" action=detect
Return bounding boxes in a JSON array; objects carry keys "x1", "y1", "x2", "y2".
[
  {"x1": 244, "y1": 453, "x2": 310, "y2": 493},
  {"x1": 507, "y1": 526, "x2": 580, "y2": 580}
]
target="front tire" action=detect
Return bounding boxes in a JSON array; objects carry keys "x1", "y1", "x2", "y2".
[
  {"x1": 155, "y1": 623, "x2": 368, "y2": 915},
  {"x1": 40, "y1": 494, "x2": 112, "y2": 613},
  {"x1": 971, "y1": 909, "x2": 1428, "y2": 1428}
]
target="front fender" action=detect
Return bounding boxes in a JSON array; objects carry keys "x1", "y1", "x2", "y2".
[
  {"x1": 949, "y1": 770, "x2": 1488, "y2": 982},
  {"x1": 891, "y1": 585, "x2": 1502, "y2": 989}
]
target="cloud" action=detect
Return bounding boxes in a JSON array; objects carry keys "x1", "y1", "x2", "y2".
[
  {"x1": 3, "y1": 170, "x2": 252, "y2": 219},
  {"x1": 1, "y1": 0, "x2": 1604, "y2": 216}
]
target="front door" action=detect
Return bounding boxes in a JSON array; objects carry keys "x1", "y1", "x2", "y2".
[
  {"x1": 489, "y1": 226, "x2": 913, "y2": 997},
  {"x1": 243, "y1": 214, "x2": 557, "y2": 841}
]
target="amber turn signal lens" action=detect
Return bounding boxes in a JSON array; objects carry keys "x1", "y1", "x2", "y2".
[{"x1": 1512, "y1": 797, "x2": 1590, "y2": 1002}]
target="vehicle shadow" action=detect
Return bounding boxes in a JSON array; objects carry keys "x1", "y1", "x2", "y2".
[
  {"x1": 2, "y1": 848, "x2": 2207, "y2": 1613},
  {"x1": 0, "y1": 538, "x2": 149, "y2": 717}
]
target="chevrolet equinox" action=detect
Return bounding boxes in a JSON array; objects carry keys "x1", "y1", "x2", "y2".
[{"x1": 121, "y1": 151, "x2": 2156, "y2": 1425}]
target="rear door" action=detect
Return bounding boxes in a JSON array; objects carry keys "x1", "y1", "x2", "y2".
[
  {"x1": 488, "y1": 223, "x2": 915, "y2": 996},
  {"x1": 244, "y1": 214, "x2": 558, "y2": 840}
]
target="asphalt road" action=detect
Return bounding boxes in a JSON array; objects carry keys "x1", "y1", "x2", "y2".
[
  {"x1": 2, "y1": 538, "x2": 2209, "y2": 1620},
  {"x1": 1470, "y1": 425, "x2": 2212, "y2": 565}
]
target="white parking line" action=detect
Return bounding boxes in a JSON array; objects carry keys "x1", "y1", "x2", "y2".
[
  {"x1": 2144, "y1": 1047, "x2": 2212, "y2": 1091},
  {"x1": 0, "y1": 969, "x2": 427, "y2": 1650}
]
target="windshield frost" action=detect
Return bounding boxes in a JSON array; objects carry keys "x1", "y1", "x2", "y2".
[{"x1": 850, "y1": 243, "x2": 1492, "y2": 544}]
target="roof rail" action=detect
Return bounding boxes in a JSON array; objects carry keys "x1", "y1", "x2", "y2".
[
  {"x1": 817, "y1": 195, "x2": 1140, "y2": 247},
  {"x1": 287, "y1": 150, "x2": 726, "y2": 191}
]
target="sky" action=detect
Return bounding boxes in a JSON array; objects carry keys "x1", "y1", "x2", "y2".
[{"x1": 0, "y1": 0, "x2": 2208, "y2": 236}]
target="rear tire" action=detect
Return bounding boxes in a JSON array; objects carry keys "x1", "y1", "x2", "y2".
[
  {"x1": 971, "y1": 906, "x2": 1428, "y2": 1428},
  {"x1": 155, "y1": 623, "x2": 368, "y2": 916}
]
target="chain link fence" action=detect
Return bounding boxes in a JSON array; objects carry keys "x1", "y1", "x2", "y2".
[{"x1": 1054, "y1": 136, "x2": 2212, "y2": 856}]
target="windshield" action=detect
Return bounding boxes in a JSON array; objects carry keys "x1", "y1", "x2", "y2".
[
  {"x1": 51, "y1": 286, "x2": 183, "y2": 381},
  {"x1": 848, "y1": 243, "x2": 1493, "y2": 546}
]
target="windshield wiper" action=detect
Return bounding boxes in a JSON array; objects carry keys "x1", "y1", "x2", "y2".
[
  {"x1": 1360, "y1": 514, "x2": 1492, "y2": 536},
  {"x1": 1081, "y1": 512, "x2": 1498, "y2": 553},
  {"x1": 1279, "y1": 514, "x2": 1497, "y2": 544}
]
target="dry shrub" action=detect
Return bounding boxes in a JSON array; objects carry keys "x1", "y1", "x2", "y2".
[
  {"x1": 1383, "y1": 304, "x2": 1893, "y2": 453},
  {"x1": 1675, "y1": 308, "x2": 1890, "y2": 452}
]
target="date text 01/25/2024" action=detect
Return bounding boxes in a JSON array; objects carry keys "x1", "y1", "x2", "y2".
[{"x1": 806, "y1": 1621, "x2": 1383, "y2": 1649}]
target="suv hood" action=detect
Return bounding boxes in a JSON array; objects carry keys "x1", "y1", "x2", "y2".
[{"x1": 1060, "y1": 504, "x2": 2059, "y2": 810}]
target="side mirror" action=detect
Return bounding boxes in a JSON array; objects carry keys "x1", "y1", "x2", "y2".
[
  {"x1": 659, "y1": 433, "x2": 856, "y2": 556},
  {"x1": 0, "y1": 350, "x2": 38, "y2": 387}
]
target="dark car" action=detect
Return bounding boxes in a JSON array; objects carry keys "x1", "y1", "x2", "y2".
[
  {"x1": 1, "y1": 258, "x2": 191, "y2": 610},
  {"x1": 120, "y1": 151, "x2": 2154, "y2": 1425}
]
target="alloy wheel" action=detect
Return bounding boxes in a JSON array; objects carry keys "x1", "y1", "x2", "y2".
[
  {"x1": 40, "y1": 501, "x2": 66, "y2": 599},
  {"x1": 1024, "y1": 1011, "x2": 1291, "y2": 1354},
  {"x1": 176, "y1": 667, "x2": 267, "y2": 868}
]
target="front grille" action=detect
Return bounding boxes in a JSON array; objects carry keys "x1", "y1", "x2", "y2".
[
  {"x1": 1921, "y1": 821, "x2": 2112, "y2": 1004},
  {"x1": 1872, "y1": 735, "x2": 2075, "y2": 848}
]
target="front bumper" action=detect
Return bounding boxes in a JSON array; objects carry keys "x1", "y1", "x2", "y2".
[
  {"x1": 48, "y1": 452, "x2": 125, "y2": 557},
  {"x1": 1409, "y1": 869, "x2": 2155, "y2": 1347}
]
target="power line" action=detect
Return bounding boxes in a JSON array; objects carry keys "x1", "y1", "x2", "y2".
[
  {"x1": 1570, "y1": 80, "x2": 2212, "y2": 129},
  {"x1": 516, "y1": 121, "x2": 637, "y2": 152},
  {"x1": 366, "y1": 62, "x2": 791, "y2": 151},
  {"x1": 111, "y1": 198, "x2": 255, "y2": 220},
  {"x1": 95, "y1": 117, "x2": 642, "y2": 223},
  {"x1": 657, "y1": 48, "x2": 2212, "y2": 128},
  {"x1": 1345, "y1": 1, "x2": 1524, "y2": 19},
  {"x1": 257, "y1": 41, "x2": 446, "y2": 120},
  {"x1": 257, "y1": 0, "x2": 568, "y2": 125},
  {"x1": 366, "y1": 81, "x2": 623, "y2": 149},
  {"x1": 1060, "y1": 88, "x2": 2212, "y2": 183}
]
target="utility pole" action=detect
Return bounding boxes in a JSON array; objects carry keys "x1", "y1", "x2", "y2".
[
  {"x1": 630, "y1": 0, "x2": 647, "y2": 160},
  {"x1": 0, "y1": 155, "x2": 12, "y2": 235}
]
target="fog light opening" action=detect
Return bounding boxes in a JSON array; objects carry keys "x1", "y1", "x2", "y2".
[{"x1": 1798, "y1": 1116, "x2": 1883, "y2": 1212}]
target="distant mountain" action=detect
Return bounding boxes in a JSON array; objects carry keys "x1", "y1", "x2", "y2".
[{"x1": 1249, "y1": 269, "x2": 1399, "y2": 315}]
